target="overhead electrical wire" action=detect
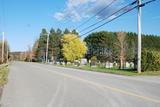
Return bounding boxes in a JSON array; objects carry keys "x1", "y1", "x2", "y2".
[
  {"x1": 75, "y1": 0, "x2": 117, "y2": 30},
  {"x1": 80, "y1": 0, "x2": 157, "y2": 37},
  {"x1": 79, "y1": 0, "x2": 138, "y2": 33},
  {"x1": 54, "y1": 0, "x2": 156, "y2": 47},
  {"x1": 80, "y1": 6, "x2": 138, "y2": 37}
]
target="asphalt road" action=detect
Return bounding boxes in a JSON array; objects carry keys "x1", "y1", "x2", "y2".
[{"x1": 1, "y1": 62, "x2": 160, "y2": 107}]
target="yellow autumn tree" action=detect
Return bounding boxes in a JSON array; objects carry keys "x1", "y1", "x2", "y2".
[{"x1": 62, "y1": 34, "x2": 87, "y2": 62}]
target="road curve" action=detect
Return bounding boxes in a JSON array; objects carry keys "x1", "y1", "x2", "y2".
[{"x1": 1, "y1": 62, "x2": 160, "y2": 107}]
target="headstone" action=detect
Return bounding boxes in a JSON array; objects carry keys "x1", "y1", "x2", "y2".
[
  {"x1": 113, "y1": 61, "x2": 118, "y2": 67},
  {"x1": 67, "y1": 62, "x2": 71, "y2": 65},
  {"x1": 74, "y1": 60, "x2": 80, "y2": 66},
  {"x1": 56, "y1": 61, "x2": 60, "y2": 65},
  {"x1": 109, "y1": 63, "x2": 113, "y2": 68},
  {"x1": 130, "y1": 62, "x2": 134, "y2": 68},
  {"x1": 81, "y1": 58, "x2": 87, "y2": 65},
  {"x1": 62, "y1": 62, "x2": 65, "y2": 65},
  {"x1": 105, "y1": 62, "x2": 110, "y2": 68},
  {"x1": 126, "y1": 62, "x2": 130, "y2": 68}
]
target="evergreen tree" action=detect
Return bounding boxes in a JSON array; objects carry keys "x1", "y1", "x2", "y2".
[
  {"x1": 72, "y1": 29, "x2": 78, "y2": 35},
  {"x1": 64, "y1": 28, "x2": 70, "y2": 34},
  {"x1": 48, "y1": 28, "x2": 62, "y2": 62},
  {"x1": 84, "y1": 31, "x2": 116, "y2": 62},
  {"x1": 57, "y1": 28, "x2": 62, "y2": 36},
  {"x1": 35, "y1": 28, "x2": 48, "y2": 61}
]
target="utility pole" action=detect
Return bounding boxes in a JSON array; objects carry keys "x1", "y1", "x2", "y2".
[
  {"x1": 137, "y1": 0, "x2": 142, "y2": 73},
  {"x1": 6, "y1": 41, "x2": 8, "y2": 63},
  {"x1": 45, "y1": 33, "x2": 49, "y2": 63},
  {"x1": 1, "y1": 32, "x2": 5, "y2": 63},
  {"x1": 28, "y1": 45, "x2": 32, "y2": 62}
]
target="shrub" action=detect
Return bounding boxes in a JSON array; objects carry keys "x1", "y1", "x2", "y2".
[
  {"x1": 142, "y1": 49, "x2": 160, "y2": 71},
  {"x1": 90, "y1": 56, "x2": 97, "y2": 66}
]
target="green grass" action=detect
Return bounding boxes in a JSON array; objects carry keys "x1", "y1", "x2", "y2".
[
  {"x1": 137, "y1": 71, "x2": 160, "y2": 76},
  {"x1": 57, "y1": 64, "x2": 160, "y2": 76},
  {"x1": 0, "y1": 64, "x2": 9, "y2": 87},
  {"x1": 57, "y1": 64, "x2": 137, "y2": 76}
]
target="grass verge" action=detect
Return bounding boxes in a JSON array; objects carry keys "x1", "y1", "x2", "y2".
[
  {"x1": 0, "y1": 64, "x2": 9, "y2": 104},
  {"x1": 57, "y1": 64, "x2": 160, "y2": 76},
  {"x1": 0, "y1": 64, "x2": 9, "y2": 87}
]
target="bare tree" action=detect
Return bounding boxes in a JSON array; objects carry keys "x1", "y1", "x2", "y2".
[
  {"x1": 115, "y1": 32, "x2": 127, "y2": 69},
  {"x1": 27, "y1": 45, "x2": 32, "y2": 62},
  {"x1": 0, "y1": 40, "x2": 10, "y2": 64}
]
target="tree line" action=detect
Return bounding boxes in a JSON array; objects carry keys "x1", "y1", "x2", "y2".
[
  {"x1": 32, "y1": 28, "x2": 84, "y2": 63},
  {"x1": 85, "y1": 31, "x2": 160, "y2": 61},
  {"x1": 0, "y1": 40, "x2": 10, "y2": 64},
  {"x1": 84, "y1": 31, "x2": 160, "y2": 71},
  {"x1": 31, "y1": 28, "x2": 160, "y2": 71}
]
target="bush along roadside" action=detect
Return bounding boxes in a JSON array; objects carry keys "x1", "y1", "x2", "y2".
[
  {"x1": 142, "y1": 49, "x2": 160, "y2": 72},
  {"x1": 0, "y1": 64, "x2": 9, "y2": 102}
]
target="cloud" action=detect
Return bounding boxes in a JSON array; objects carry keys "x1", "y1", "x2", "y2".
[
  {"x1": 54, "y1": 0, "x2": 125, "y2": 21},
  {"x1": 54, "y1": 12, "x2": 65, "y2": 21}
]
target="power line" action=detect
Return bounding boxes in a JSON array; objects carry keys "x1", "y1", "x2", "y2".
[
  {"x1": 80, "y1": 6, "x2": 138, "y2": 37},
  {"x1": 53, "y1": 0, "x2": 156, "y2": 48},
  {"x1": 79, "y1": 0, "x2": 137, "y2": 33},
  {"x1": 80, "y1": 0, "x2": 156, "y2": 37},
  {"x1": 75, "y1": 0, "x2": 117, "y2": 30},
  {"x1": 54, "y1": 1, "x2": 137, "y2": 47}
]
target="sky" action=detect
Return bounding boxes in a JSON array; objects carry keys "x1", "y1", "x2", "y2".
[{"x1": 0, "y1": 0, "x2": 160, "y2": 52}]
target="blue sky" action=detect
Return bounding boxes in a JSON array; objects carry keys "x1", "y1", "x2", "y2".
[{"x1": 0, "y1": 0, "x2": 160, "y2": 51}]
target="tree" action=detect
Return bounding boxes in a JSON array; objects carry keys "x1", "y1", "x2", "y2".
[
  {"x1": 84, "y1": 31, "x2": 116, "y2": 62},
  {"x1": 115, "y1": 32, "x2": 127, "y2": 69},
  {"x1": 84, "y1": 31, "x2": 160, "y2": 68},
  {"x1": 48, "y1": 28, "x2": 62, "y2": 62},
  {"x1": 32, "y1": 39, "x2": 39, "y2": 61},
  {"x1": 72, "y1": 29, "x2": 79, "y2": 35},
  {"x1": 34, "y1": 28, "x2": 48, "y2": 61},
  {"x1": 62, "y1": 34, "x2": 87, "y2": 62},
  {"x1": 32, "y1": 28, "x2": 160, "y2": 72},
  {"x1": 56, "y1": 28, "x2": 62, "y2": 36},
  {"x1": 125, "y1": 32, "x2": 136, "y2": 62},
  {"x1": 0, "y1": 40, "x2": 10, "y2": 64},
  {"x1": 32, "y1": 28, "x2": 64, "y2": 62},
  {"x1": 64, "y1": 28, "x2": 70, "y2": 34},
  {"x1": 25, "y1": 45, "x2": 32, "y2": 62}
]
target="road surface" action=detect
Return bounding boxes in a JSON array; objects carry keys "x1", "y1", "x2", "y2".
[{"x1": 1, "y1": 62, "x2": 160, "y2": 107}]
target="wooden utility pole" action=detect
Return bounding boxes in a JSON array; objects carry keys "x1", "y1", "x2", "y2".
[
  {"x1": 1, "y1": 32, "x2": 4, "y2": 63},
  {"x1": 46, "y1": 33, "x2": 49, "y2": 63},
  {"x1": 6, "y1": 42, "x2": 8, "y2": 63},
  {"x1": 137, "y1": 0, "x2": 142, "y2": 73}
]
